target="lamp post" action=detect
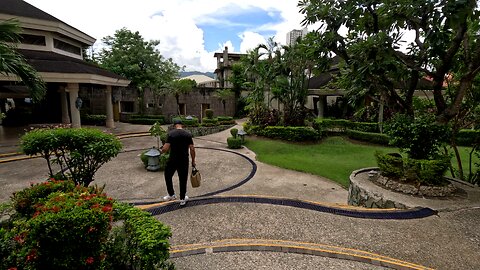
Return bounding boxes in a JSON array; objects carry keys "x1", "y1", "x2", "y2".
[
  {"x1": 145, "y1": 147, "x2": 161, "y2": 171},
  {"x1": 237, "y1": 130, "x2": 247, "y2": 144}
]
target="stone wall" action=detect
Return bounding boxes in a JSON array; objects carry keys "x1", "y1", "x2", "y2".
[{"x1": 348, "y1": 168, "x2": 408, "y2": 209}]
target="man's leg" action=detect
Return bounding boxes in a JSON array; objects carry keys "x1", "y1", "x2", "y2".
[
  {"x1": 164, "y1": 163, "x2": 177, "y2": 196},
  {"x1": 178, "y1": 161, "x2": 189, "y2": 200}
]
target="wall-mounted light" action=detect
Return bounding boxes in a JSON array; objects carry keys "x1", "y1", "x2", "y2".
[{"x1": 75, "y1": 97, "x2": 83, "y2": 109}]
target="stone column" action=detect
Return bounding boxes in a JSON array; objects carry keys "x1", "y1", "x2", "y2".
[
  {"x1": 67, "y1": 83, "x2": 81, "y2": 128},
  {"x1": 59, "y1": 85, "x2": 70, "y2": 124},
  {"x1": 318, "y1": 95, "x2": 326, "y2": 118},
  {"x1": 105, "y1": 85, "x2": 114, "y2": 128}
]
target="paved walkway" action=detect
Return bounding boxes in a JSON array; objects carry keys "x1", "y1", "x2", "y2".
[{"x1": 1, "y1": 121, "x2": 479, "y2": 269}]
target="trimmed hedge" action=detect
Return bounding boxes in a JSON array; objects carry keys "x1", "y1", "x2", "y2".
[
  {"x1": 172, "y1": 117, "x2": 199, "y2": 127},
  {"x1": 313, "y1": 119, "x2": 379, "y2": 133},
  {"x1": 227, "y1": 137, "x2": 242, "y2": 149},
  {"x1": 81, "y1": 114, "x2": 106, "y2": 126},
  {"x1": 129, "y1": 115, "x2": 165, "y2": 125},
  {"x1": 456, "y1": 129, "x2": 480, "y2": 146},
  {"x1": 245, "y1": 124, "x2": 321, "y2": 142},
  {"x1": 346, "y1": 130, "x2": 390, "y2": 145},
  {"x1": 375, "y1": 152, "x2": 450, "y2": 185}
]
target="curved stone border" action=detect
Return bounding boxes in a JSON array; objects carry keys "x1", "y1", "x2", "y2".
[
  {"x1": 142, "y1": 195, "x2": 437, "y2": 219},
  {"x1": 349, "y1": 168, "x2": 409, "y2": 209},
  {"x1": 169, "y1": 239, "x2": 434, "y2": 270}
]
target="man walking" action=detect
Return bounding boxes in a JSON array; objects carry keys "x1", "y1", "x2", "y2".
[{"x1": 161, "y1": 119, "x2": 196, "y2": 206}]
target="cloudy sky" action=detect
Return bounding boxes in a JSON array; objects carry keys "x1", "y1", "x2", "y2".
[{"x1": 24, "y1": 0, "x2": 309, "y2": 73}]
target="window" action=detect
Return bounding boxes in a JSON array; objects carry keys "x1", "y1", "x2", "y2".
[
  {"x1": 20, "y1": 34, "x2": 46, "y2": 46},
  {"x1": 54, "y1": 39, "x2": 81, "y2": 55}
]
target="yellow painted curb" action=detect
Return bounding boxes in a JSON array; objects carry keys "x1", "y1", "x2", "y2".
[{"x1": 171, "y1": 239, "x2": 434, "y2": 270}]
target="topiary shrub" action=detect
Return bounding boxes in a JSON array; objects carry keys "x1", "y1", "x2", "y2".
[
  {"x1": 227, "y1": 137, "x2": 242, "y2": 149},
  {"x1": 21, "y1": 128, "x2": 122, "y2": 186},
  {"x1": 1, "y1": 180, "x2": 173, "y2": 270},
  {"x1": 205, "y1": 109, "x2": 214, "y2": 119},
  {"x1": 230, "y1": 128, "x2": 238, "y2": 138}
]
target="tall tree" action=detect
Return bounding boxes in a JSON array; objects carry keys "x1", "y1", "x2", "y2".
[
  {"x1": 0, "y1": 20, "x2": 45, "y2": 103},
  {"x1": 98, "y1": 28, "x2": 180, "y2": 113}
]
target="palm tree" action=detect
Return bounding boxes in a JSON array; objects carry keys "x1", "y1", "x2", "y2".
[
  {"x1": 169, "y1": 78, "x2": 196, "y2": 115},
  {"x1": 214, "y1": 88, "x2": 234, "y2": 115},
  {"x1": 0, "y1": 20, "x2": 46, "y2": 102}
]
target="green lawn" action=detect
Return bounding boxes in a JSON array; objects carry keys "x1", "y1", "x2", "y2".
[{"x1": 244, "y1": 136, "x2": 478, "y2": 188}]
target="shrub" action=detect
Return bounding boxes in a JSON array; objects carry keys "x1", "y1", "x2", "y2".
[
  {"x1": 216, "y1": 116, "x2": 235, "y2": 125},
  {"x1": 130, "y1": 114, "x2": 166, "y2": 121},
  {"x1": 456, "y1": 129, "x2": 480, "y2": 146},
  {"x1": 227, "y1": 137, "x2": 242, "y2": 149},
  {"x1": 104, "y1": 203, "x2": 173, "y2": 270},
  {"x1": 149, "y1": 122, "x2": 167, "y2": 147},
  {"x1": 21, "y1": 128, "x2": 122, "y2": 186},
  {"x1": 375, "y1": 152, "x2": 450, "y2": 185},
  {"x1": 384, "y1": 114, "x2": 450, "y2": 159},
  {"x1": 205, "y1": 109, "x2": 214, "y2": 119},
  {"x1": 81, "y1": 114, "x2": 106, "y2": 126},
  {"x1": 172, "y1": 116, "x2": 199, "y2": 127},
  {"x1": 375, "y1": 152, "x2": 404, "y2": 179},
  {"x1": 130, "y1": 118, "x2": 165, "y2": 125},
  {"x1": 403, "y1": 157, "x2": 450, "y2": 185},
  {"x1": 230, "y1": 128, "x2": 238, "y2": 138},
  {"x1": 140, "y1": 151, "x2": 169, "y2": 171},
  {"x1": 11, "y1": 179, "x2": 76, "y2": 217},
  {"x1": 202, "y1": 118, "x2": 218, "y2": 127},
  {"x1": 346, "y1": 130, "x2": 390, "y2": 145},
  {"x1": 257, "y1": 126, "x2": 321, "y2": 142},
  {"x1": 1, "y1": 181, "x2": 173, "y2": 270}
]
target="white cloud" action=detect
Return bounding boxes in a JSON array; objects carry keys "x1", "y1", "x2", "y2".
[
  {"x1": 239, "y1": 32, "x2": 267, "y2": 53},
  {"x1": 24, "y1": 0, "x2": 307, "y2": 72}
]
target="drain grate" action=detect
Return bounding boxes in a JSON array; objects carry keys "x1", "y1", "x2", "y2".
[{"x1": 147, "y1": 196, "x2": 437, "y2": 219}]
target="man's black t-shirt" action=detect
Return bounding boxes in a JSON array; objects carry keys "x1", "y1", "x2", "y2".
[{"x1": 166, "y1": 129, "x2": 193, "y2": 162}]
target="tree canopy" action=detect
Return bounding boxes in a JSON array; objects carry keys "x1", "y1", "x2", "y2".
[
  {"x1": 299, "y1": 0, "x2": 480, "y2": 123},
  {"x1": 98, "y1": 28, "x2": 180, "y2": 90}
]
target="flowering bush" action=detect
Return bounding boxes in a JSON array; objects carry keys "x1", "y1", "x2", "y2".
[{"x1": 1, "y1": 180, "x2": 173, "y2": 270}]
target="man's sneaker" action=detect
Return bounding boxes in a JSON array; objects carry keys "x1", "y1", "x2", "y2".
[
  {"x1": 163, "y1": 194, "x2": 176, "y2": 201},
  {"x1": 179, "y1": 196, "x2": 189, "y2": 206}
]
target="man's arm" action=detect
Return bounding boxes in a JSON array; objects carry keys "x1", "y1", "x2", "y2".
[
  {"x1": 161, "y1": 143, "x2": 170, "y2": 154},
  {"x1": 189, "y1": 144, "x2": 196, "y2": 167}
]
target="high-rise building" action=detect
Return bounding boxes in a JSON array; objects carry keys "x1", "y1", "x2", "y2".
[{"x1": 286, "y1": 28, "x2": 308, "y2": 46}]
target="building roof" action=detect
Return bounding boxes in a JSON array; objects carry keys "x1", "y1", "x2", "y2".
[
  {"x1": 16, "y1": 49, "x2": 130, "y2": 86},
  {"x1": 183, "y1": 74, "x2": 216, "y2": 84},
  {"x1": 0, "y1": 0, "x2": 95, "y2": 45},
  {"x1": 0, "y1": 0, "x2": 63, "y2": 23}
]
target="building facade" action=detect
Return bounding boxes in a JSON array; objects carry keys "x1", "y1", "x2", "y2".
[
  {"x1": 0, "y1": 0, "x2": 130, "y2": 128},
  {"x1": 286, "y1": 28, "x2": 308, "y2": 46}
]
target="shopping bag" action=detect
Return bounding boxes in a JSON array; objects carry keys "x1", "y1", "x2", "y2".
[{"x1": 190, "y1": 166, "x2": 201, "y2": 188}]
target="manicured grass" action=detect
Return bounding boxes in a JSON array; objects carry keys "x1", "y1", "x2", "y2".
[
  {"x1": 244, "y1": 136, "x2": 397, "y2": 187},
  {"x1": 245, "y1": 136, "x2": 479, "y2": 188}
]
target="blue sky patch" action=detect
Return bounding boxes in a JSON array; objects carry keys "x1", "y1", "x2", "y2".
[{"x1": 198, "y1": 6, "x2": 283, "y2": 51}]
